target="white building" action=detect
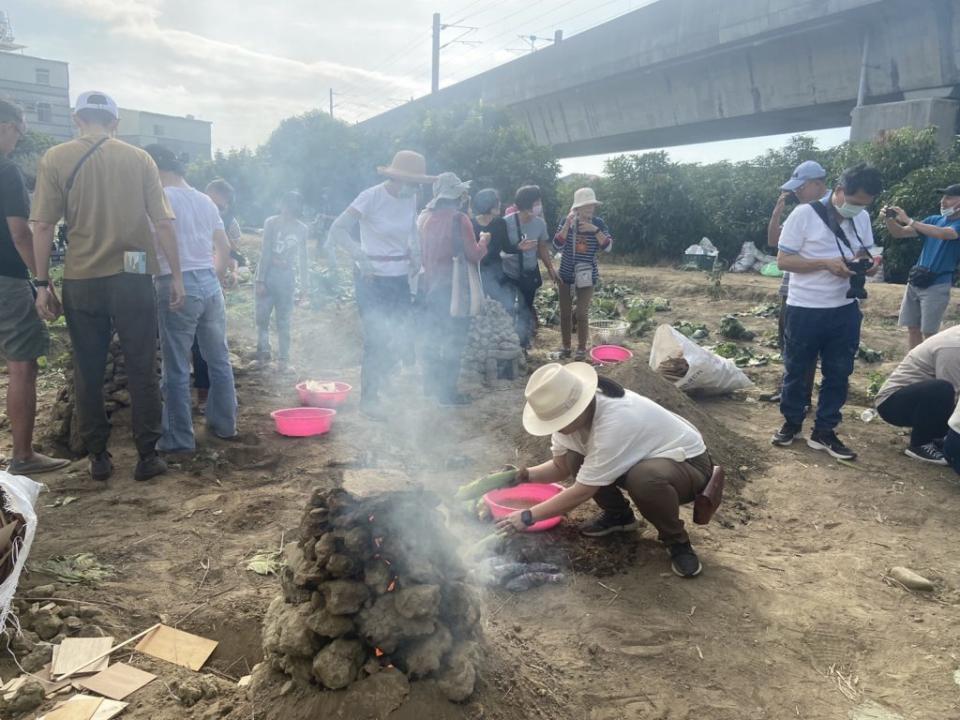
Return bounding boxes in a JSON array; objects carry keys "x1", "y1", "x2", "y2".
[
  {"x1": 117, "y1": 108, "x2": 212, "y2": 162},
  {"x1": 0, "y1": 50, "x2": 71, "y2": 140}
]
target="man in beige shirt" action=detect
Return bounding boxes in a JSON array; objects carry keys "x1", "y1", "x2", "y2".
[
  {"x1": 30, "y1": 91, "x2": 184, "y2": 483},
  {"x1": 875, "y1": 325, "x2": 960, "y2": 465}
]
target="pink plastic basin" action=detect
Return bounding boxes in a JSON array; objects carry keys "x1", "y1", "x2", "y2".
[
  {"x1": 296, "y1": 381, "x2": 352, "y2": 408},
  {"x1": 483, "y1": 483, "x2": 565, "y2": 533},
  {"x1": 590, "y1": 345, "x2": 634, "y2": 364},
  {"x1": 271, "y1": 408, "x2": 336, "y2": 437}
]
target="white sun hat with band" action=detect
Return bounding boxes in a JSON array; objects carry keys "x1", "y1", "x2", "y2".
[{"x1": 523, "y1": 362, "x2": 599, "y2": 436}]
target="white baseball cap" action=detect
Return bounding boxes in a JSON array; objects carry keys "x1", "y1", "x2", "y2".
[{"x1": 75, "y1": 91, "x2": 119, "y2": 119}]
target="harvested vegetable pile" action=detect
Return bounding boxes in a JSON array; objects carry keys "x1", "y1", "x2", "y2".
[
  {"x1": 673, "y1": 321, "x2": 709, "y2": 340},
  {"x1": 719, "y1": 316, "x2": 755, "y2": 341}
]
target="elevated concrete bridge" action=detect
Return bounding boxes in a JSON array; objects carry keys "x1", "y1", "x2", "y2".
[{"x1": 360, "y1": 0, "x2": 960, "y2": 156}]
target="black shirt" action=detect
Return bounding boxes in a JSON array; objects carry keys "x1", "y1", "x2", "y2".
[
  {"x1": 0, "y1": 158, "x2": 30, "y2": 279},
  {"x1": 472, "y1": 215, "x2": 511, "y2": 270}
]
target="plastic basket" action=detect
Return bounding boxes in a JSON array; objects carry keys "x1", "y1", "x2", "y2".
[
  {"x1": 683, "y1": 253, "x2": 717, "y2": 270},
  {"x1": 588, "y1": 318, "x2": 629, "y2": 344}
]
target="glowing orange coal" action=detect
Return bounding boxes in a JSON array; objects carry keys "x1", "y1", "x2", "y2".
[
  {"x1": 375, "y1": 648, "x2": 385, "y2": 657},
  {"x1": 387, "y1": 579, "x2": 397, "y2": 592}
]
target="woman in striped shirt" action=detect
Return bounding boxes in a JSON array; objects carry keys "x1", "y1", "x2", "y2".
[{"x1": 553, "y1": 188, "x2": 613, "y2": 360}]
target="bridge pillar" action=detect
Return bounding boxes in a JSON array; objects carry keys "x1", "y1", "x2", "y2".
[{"x1": 851, "y1": 95, "x2": 960, "y2": 151}]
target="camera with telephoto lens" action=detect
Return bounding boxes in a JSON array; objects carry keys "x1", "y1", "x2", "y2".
[{"x1": 845, "y1": 258, "x2": 873, "y2": 299}]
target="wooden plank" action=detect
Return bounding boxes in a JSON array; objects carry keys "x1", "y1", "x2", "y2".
[
  {"x1": 39, "y1": 695, "x2": 103, "y2": 720},
  {"x1": 76, "y1": 662, "x2": 155, "y2": 701},
  {"x1": 51, "y1": 638, "x2": 115, "y2": 677},
  {"x1": 80, "y1": 696, "x2": 127, "y2": 720},
  {"x1": 134, "y1": 624, "x2": 217, "y2": 671}
]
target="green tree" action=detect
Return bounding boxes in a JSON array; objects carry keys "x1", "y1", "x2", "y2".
[{"x1": 389, "y1": 104, "x2": 561, "y2": 221}]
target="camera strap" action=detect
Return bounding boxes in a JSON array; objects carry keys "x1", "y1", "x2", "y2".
[
  {"x1": 62, "y1": 137, "x2": 109, "y2": 231},
  {"x1": 808, "y1": 200, "x2": 873, "y2": 261}
]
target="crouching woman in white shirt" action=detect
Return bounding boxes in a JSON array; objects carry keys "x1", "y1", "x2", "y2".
[{"x1": 496, "y1": 363, "x2": 713, "y2": 578}]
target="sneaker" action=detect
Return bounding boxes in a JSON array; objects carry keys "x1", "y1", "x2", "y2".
[
  {"x1": 807, "y1": 429, "x2": 857, "y2": 461},
  {"x1": 134, "y1": 451, "x2": 168, "y2": 482},
  {"x1": 8, "y1": 453, "x2": 71, "y2": 475},
  {"x1": 771, "y1": 422, "x2": 802, "y2": 446},
  {"x1": 437, "y1": 393, "x2": 472, "y2": 408},
  {"x1": 574, "y1": 349, "x2": 587, "y2": 362},
  {"x1": 579, "y1": 511, "x2": 639, "y2": 537},
  {"x1": 758, "y1": 390, "x2": 781, "y2": 403},
  {"x1": 668, "y1": 542, "x2": 703, "y2": 578},
  {"x1": 89, "y1": 451, "x2": 113, "y2": 482},
  {"x1": 558, "y1": 348, "x2": 572, "y2": 359},
  {"x1": 905, "y1": 443, "x2": 948, "y2": 466}
]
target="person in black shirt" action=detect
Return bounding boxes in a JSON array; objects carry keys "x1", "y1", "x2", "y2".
[
  {"x1": 0, "y1": 100, "x2": 68, "y2": 475},
  {"x1": 471, "y1": 188, "x2": 514, "y2": 311}
]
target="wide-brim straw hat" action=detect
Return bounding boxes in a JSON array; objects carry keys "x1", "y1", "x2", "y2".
[
  {"x1": 377, "y1": 150, "x2": 437, "y2": 184},
  {"x1": 571, "y1": 187, "x2": 603, "y2": 210},
  {"x1": 522, "y1": 362, "x2": 599, "y2": 436}
]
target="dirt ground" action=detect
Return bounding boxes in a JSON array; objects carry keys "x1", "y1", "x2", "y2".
[{"x1": 3, "y1": 253, "x2": 960, "y2": 720}]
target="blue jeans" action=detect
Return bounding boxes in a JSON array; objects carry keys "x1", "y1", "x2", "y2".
[
  {"x1": 156, "y1": 270, "x2": 237, "y2": 451},
  {"x1": 256, "y1": 269, "x2": 296, "y2": 362},
  {"x1": 780, "y1": 302, "x2": 862, "y2": 431}
]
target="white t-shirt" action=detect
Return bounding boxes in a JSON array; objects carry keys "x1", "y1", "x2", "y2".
[
  {"x1": 550, "y1": 391, "x2": 707, "y2": 487},
  {"x1": 350, "y1": 183, "x2": 418, "y2": 277},
  {"x1": 779, "y1": 201, "x2": 875, "y2": 309},
  {"x1": 158, "y1": 186, "x2": 224, "y2": 276},
  {"x1": 949, "y1": 397, "x2": 960, "y2": 434}
]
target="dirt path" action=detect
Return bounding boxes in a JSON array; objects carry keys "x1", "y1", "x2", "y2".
[{"x1": 3, "y1": 260, "x2": 959, "y2": 720}]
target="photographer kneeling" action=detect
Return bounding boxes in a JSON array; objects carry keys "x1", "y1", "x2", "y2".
[{"x1": 772, "y1": 164, "x2": 882, "y2": 461}]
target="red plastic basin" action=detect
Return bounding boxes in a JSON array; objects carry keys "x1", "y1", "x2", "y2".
[
  {"x1": 590, "y1": 345, "x2": 634, "y2": 364},
  {"x1": 483, "y1": 483, "x2": 565, "y2": 532},
  {"x1": 271, "y1": 408, "x2": 336, "y2": 437},
  {"x1": 296, "y1": 381, "x2": 352, "y2": 408}
]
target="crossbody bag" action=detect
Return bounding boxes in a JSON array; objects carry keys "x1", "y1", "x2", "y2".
[{"x1": 56, "y1": 137, "x2": 108, "y2": 246}]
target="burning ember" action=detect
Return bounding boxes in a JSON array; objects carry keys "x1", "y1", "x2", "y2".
[{"x1": 260, "y1": 476, "x2": 483, "y2": 704}]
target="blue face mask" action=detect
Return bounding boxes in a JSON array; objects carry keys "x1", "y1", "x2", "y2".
[
  {"x1": 941, "y1": 206, "x2": 958, "y2": 218},
  {"x1": 833, "y1": 200, "x2": 866, "y2": 219}
]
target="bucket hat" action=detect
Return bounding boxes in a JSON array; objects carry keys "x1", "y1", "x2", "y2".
[
  {"x1": 427, "y1": 172, "x2": 471, "y2": 209},
  {"x1": 571, "y1": 187, "x2": 603, "y2": 210}
]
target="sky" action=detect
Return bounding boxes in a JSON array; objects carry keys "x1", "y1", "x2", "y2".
[{"x1": 8, "y1": 0, "x2": 851, "y2": 174}]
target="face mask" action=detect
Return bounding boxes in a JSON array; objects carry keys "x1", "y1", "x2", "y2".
[
  {"x1": 941, "y1": 206, "x2": 958, "y2": 218},
  {"x1": 833, "y1": 200, "x2": 866, "y2": 219},
  {"x1": 532, "y1": 203, "x2": 543, "y2": 217}
]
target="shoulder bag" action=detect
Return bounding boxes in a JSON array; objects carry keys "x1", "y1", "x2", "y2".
[
  {"x1": 57, "y1": 137, "x2": 109, "y2": 246},
  {"x1": 450, "y1": 215, "x2": 484, "y2": 318}
]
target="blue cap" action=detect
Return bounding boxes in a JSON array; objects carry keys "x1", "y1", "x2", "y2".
[{"x1": 781, "y1": 160, "x2": 827, "y2": 191}]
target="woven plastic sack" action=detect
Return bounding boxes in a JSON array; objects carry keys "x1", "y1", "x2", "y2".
[
  {"x1": 0, "y1": 471, "x2": 42, "y2": 633},
  {"x1": 649, "y1": 324, "x2": 753, "y2": 396}
]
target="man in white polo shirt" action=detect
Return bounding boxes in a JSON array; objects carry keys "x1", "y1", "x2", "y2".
[{"x1": 771, "y1": 163, "x2": 883, "y2": 460}]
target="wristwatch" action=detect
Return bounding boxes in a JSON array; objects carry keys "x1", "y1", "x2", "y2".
[
  {"x1": 34, "y1": 280, "x2": 50, "y2": 288},
  {"x1": 520, "y1": 510, "x2": 535, "y2": 527}
]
